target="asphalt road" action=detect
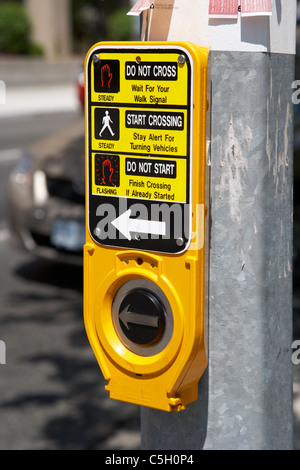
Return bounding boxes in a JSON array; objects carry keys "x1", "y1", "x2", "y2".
[
  {"x1": 0, "y1": 111, "x2": 80, "y2": 151},
  {"x1": 0, "y1": 111, "x2": 141, "y2": 450}
]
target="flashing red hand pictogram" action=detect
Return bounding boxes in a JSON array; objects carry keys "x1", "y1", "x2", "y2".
[{"x1": 102, "y1": 158, "x2": 114, "y2": 185}]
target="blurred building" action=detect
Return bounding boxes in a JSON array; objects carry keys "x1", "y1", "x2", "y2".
[
  {"x1": 23, "y1": 0, "x2": 137, "y2": 59},
  {"x1": 24, "y1": 0, "x2": 72, "y2": 58}
]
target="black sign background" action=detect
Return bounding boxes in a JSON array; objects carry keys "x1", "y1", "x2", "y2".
[
  {"x1": 125, "y1": 157, "x2": 177, "y2": 179},
  {"x1": 125, "y1": 110, "x2": 184, "y2": 130},
  {"x1": 125, "y1": 61, "x2": 178, "y2": 81}
]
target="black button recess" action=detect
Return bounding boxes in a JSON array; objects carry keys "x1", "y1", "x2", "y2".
[{"x1": 118, "y1": 289, "x2": 166, "y2": 346}]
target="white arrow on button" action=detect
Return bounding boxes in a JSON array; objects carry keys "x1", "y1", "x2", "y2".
[
  {"x1": 111, "y1": 209, "x2": 166, "y2": 241},
  {"x1": 119, "y1": 305, "x2": 160, "y2": 330}
]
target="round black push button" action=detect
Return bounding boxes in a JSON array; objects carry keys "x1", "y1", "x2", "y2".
[
  {"x1": 112, "y1": 279, "x2": 173, "y2": 357},
  {"x1": 118, "y1": 289, "x2": 166, "y2": 346}
]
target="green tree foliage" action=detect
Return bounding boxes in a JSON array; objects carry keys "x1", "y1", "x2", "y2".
[
  {"x1": 72, "y1": 0, "x2": 132, "y2": 53},
  {"x1": 107, "y1": 8, "x2": 132, "y2": 41},
  {"x1": 0, "y1": 2, "x2": 43, "y2": 55}
]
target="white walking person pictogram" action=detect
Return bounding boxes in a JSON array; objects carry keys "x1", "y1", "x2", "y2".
[{"x1": 100, "y1": 110, "x2": 115, "y2": 137}]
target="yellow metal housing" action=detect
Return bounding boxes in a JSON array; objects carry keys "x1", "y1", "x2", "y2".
[{"x1": 84, "y1": 42, "x2": 210, "y2": 412}]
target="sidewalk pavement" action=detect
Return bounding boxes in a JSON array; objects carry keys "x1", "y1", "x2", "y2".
[
  {"x1": 0, "y1": 56, "x2": 83, "y2": 87},
  {"x1": 0, "y1": 56, "x2": 83, "y2": 117},
  {"x1": 0, "y1": 83, "x2": 81, "y2": 118}
]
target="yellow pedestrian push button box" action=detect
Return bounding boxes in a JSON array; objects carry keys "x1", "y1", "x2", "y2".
[{"x1": 84, "y1": 41, "x2": 210, "y2": 412}]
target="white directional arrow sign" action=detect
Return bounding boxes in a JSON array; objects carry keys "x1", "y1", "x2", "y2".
[{"x1": 111, "y1": 209, "x2": 166, "y2": 240}]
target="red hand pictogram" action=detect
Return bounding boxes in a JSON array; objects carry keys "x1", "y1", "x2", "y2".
[{"x1": 101, "y1": 64, "x2": 113, "y2": 88}]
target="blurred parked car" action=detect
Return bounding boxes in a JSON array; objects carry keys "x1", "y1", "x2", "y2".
[
  {"x1": 76, "y1": 69, "x2": 85, "y2": 110},
  {"x1": 7, "y1": 117, "x2": 85, "y2": 266}
]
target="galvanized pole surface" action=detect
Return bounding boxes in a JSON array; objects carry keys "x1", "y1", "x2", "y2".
[{"x1": 141, "y1": 0, "x2": 296, "y2": 450}]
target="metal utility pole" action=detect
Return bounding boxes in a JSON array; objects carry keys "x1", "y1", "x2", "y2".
[{"x1": 141, "y1": 0, "x2": 296, "y2": 450}]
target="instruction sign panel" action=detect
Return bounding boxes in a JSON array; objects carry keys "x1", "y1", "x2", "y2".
[{"x1": 86, "y1": 45, "x2": 193, "y2": 253}]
